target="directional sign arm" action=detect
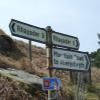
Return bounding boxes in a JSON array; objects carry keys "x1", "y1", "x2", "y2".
[
  {"x1": 52, "y1": 32, "x2": 80, "y2": 50},
  {"x1": 9, "y1": 19, "x2": 47, "y2": 44},
  {"x1": 52, "y1": 48, "x2": 90, "y2": 71}
]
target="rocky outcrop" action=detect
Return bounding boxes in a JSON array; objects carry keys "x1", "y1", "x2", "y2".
[
  {"x1": 0, "y1": 68, "x2": 47, "y2": 100},
  {"x1": 0, "y1": 35, "x2": 14, "y2": 52},
  {"x1": 0, "y1": 29, "x2": 15, "y2": 52}
]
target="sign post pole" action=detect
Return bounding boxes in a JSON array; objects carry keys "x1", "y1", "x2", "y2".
[
  {"x1": 45, "y1": 26, "x2": 53, "y2": 100},
  {"x1": 29, "y1": 40, "x2": 32, "y2": 61}
]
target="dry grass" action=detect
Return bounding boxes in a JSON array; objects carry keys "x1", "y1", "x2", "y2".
[
  {"x1": 0, "y1": 76, "x2": 33, "y2": 100},
  {"x1": 0, "y1": 38, "x2": 47, "y2": 76},
  {"x1": 0, "y1": 29, "x2": 100, "y2": 99},
  {"x1": 91, "y1": 67, "x2": 100, "y2": 84}
]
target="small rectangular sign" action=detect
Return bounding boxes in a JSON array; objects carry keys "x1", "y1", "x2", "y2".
[
  {"x1": 52, "y1": 48, "x2": 90, "y2": 71},
  {"x1": 43, "y1": 77, "x2": 61, "y2": 91}
]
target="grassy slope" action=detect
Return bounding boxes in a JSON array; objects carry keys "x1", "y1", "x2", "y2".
[
  {"x1": 86, "y1": 67, "x2": 100, "y2": 100},
  {"x1": 0, "y1": 29, "x2": 100, "y2": 99}
]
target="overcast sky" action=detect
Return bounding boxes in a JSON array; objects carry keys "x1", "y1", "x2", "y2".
[{"x1": 0, "y1": 0, "x2": 100, "y2": 52}]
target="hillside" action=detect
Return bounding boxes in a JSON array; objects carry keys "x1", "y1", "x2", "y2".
[
  {"x1": 0, "y1": 29, "x2": 48, "y2": 100},
  {"x1": 0, "y1": 31, "x2": 47, "y2": 76},
  {"x1": 0, "y1": 29, "x2": 100, "y2": 100}
]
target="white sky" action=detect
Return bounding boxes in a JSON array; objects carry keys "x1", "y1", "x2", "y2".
[{"x1": 0, "y1": 0, "x2": 100, "y2": 52}]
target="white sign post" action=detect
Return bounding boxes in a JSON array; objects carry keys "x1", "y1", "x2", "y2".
[{"x1": 52, "y1": 48, "x2": 90, "y2": 71}]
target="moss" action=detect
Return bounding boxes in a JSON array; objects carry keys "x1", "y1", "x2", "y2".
[{"x1": 86, "y1": 93, "x2": 99, "y2": 100}]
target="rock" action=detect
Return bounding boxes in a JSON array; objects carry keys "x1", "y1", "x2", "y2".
[
  {"x1": 0, "y1": 68, "x2": 47, "y2": 100},
  {"x1": 0, "y1": 68, "x2": 43, "y2": 85},
  {"x1": 0, "y1": 29, "x2": 15, "y2": 52},
  {"x1": 0, "y1": 35, "x2": 14, "y2": 52}
]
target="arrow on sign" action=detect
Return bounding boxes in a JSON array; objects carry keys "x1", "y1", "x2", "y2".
[
  {"x1": 11, "y1": 22, "x2": 15, "y2": 32},
  {"x1": 52, "y1": 48, "x2": 90, "y2": 71}
]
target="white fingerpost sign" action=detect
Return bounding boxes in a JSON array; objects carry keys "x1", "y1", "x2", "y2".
[
  {"x1": 9, "y1": 19, "x2": 47, "y2": 43},
  {"x1": 52, "y1": 48, "x2": 90, "y2": 71},
  {"x1": 52, "y1": 32, "x2": 79, "y2": 50}
]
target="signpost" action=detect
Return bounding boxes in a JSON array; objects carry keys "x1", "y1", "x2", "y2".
[
  {"x1": 52, "y1": 48, "x2": 90, "y2": 71},
  {"x1": 9, "y1": 19, "x2": 90, "y2": 100}
]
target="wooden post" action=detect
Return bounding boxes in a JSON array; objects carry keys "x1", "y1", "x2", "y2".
[
  {"x1": 45, "y1": 26, "x2": 54, "y2": 100},
  {"x1": 29, "y1": 40, "x2": 32, "y2": 61},
  {"x1": 70, "y1": 71, "x2": 74, "y2": 83},
  {"x1": 89, "y1": 66, "x2": 92, "y2": 85},
  {"x1": 75, "y1": 72, "x2": 86, "y2": 100}
]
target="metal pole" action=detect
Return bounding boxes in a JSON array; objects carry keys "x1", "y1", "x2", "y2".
[{"x1": 29, "y1": 40, "x2": 32, "y2": 61}]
